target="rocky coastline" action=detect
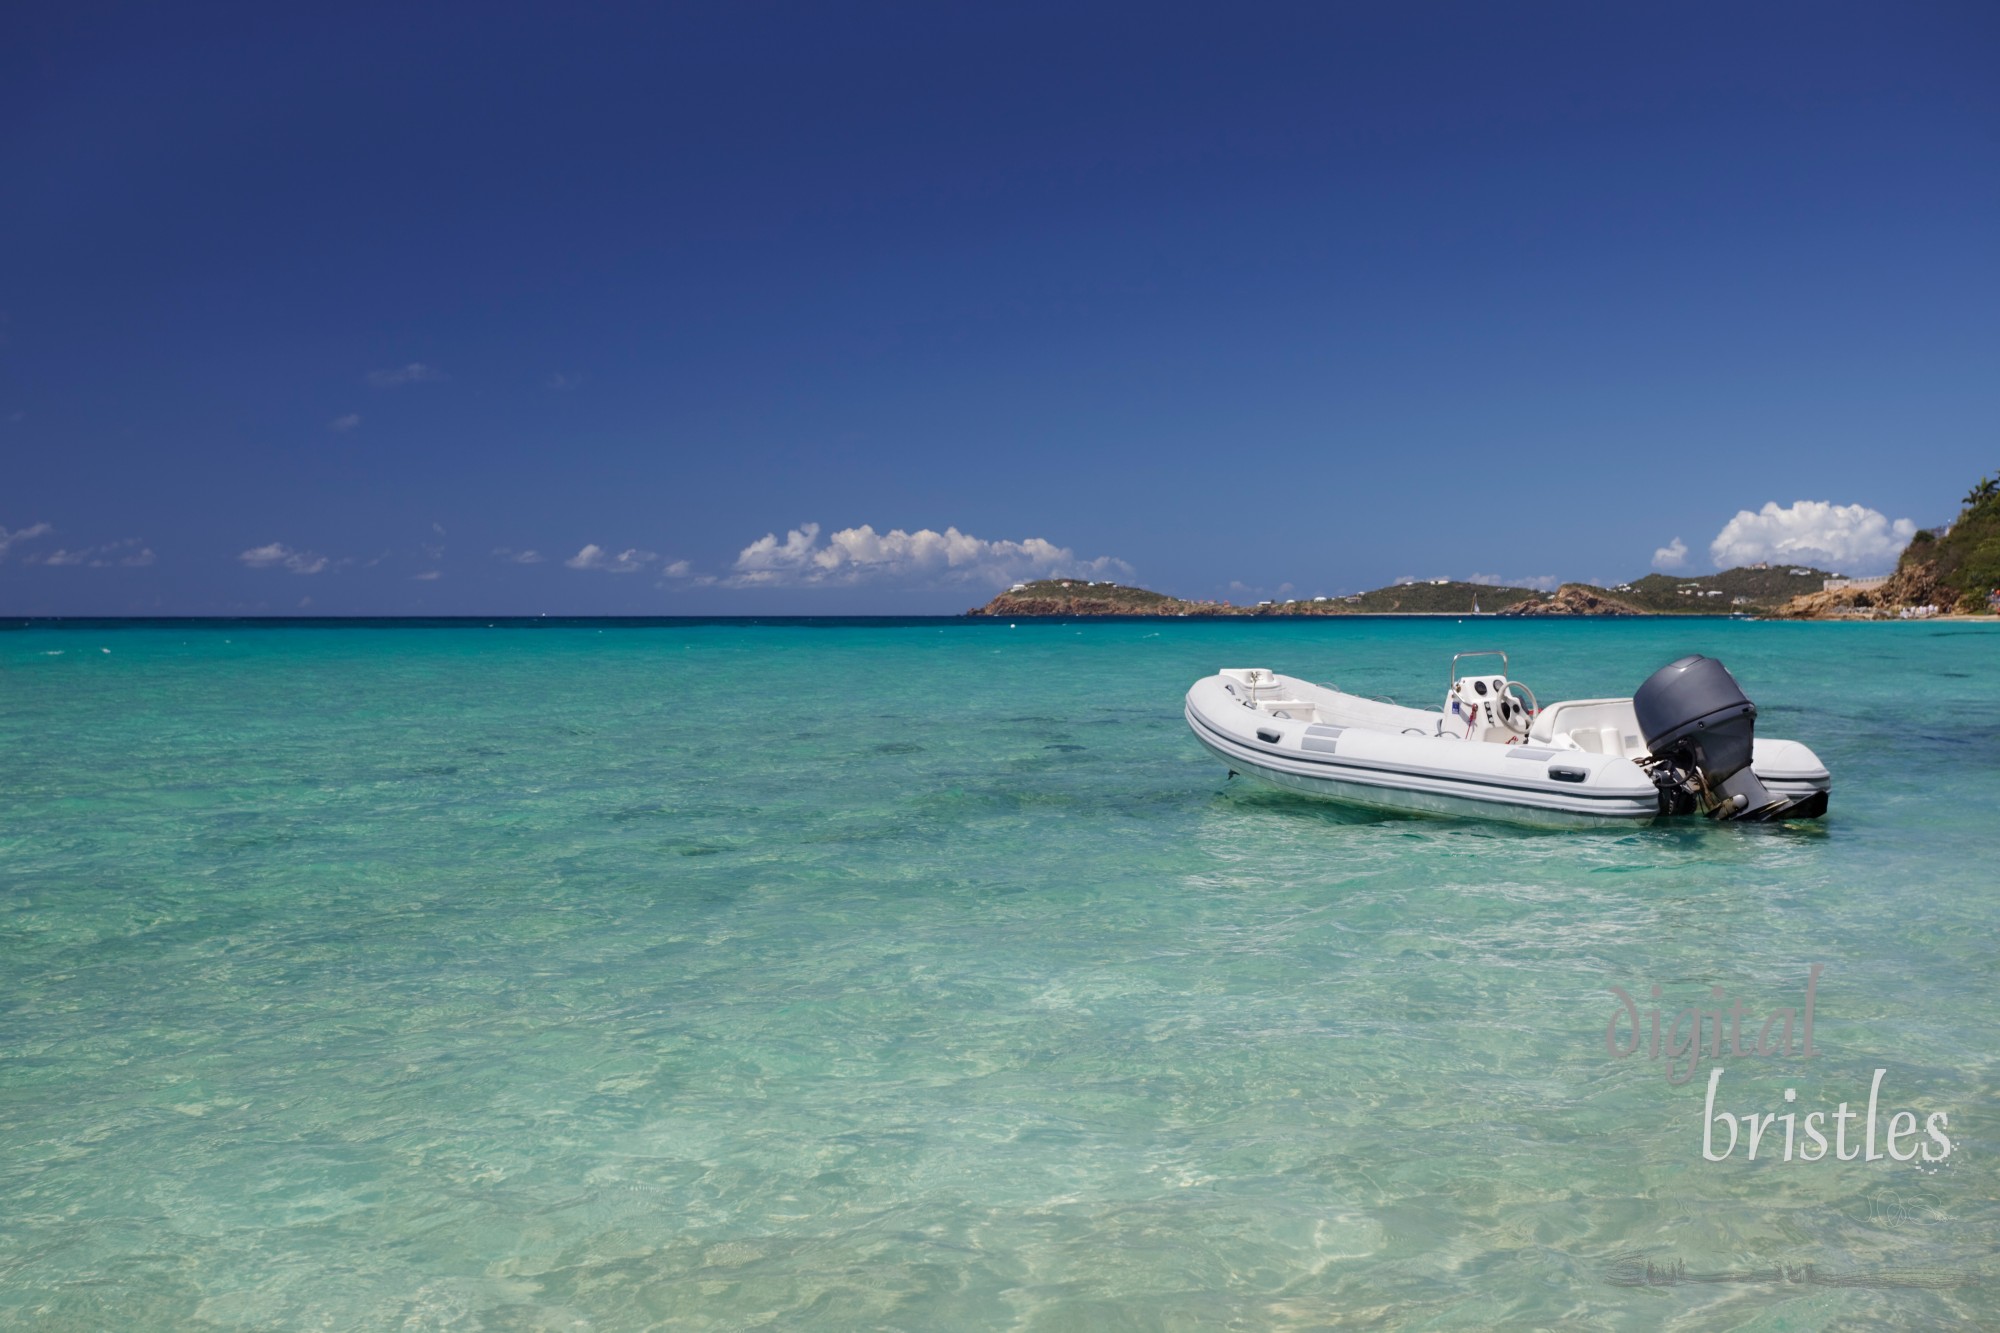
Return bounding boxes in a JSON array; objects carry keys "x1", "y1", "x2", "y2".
[{"x1": 1495, "y1": 585, "x2": 1645, "y2": 617}]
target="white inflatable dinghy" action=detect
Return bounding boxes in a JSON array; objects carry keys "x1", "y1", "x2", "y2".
[{"x1": 1184, "y1": 652, "x2": 1830, "y2": 828}]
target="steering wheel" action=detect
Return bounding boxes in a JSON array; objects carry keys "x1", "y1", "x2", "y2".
[{"x1": 1495, "y1": 680, "x2": 1537, "y2": 737}]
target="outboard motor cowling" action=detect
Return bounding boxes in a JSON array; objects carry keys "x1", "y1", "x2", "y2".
[{"x1": 1633, "y1": 655, "x2": 1789, "y2": 820}]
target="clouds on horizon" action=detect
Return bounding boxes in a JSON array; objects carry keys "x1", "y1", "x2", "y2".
[
  {"x1": 0, "y1": 521, "x2": 54, "y2": 560},
  {"x1": 28, "y1": 538, "x2": 156, "y2": 568},
  {"x1": 241, "y1": 542, "x2": 332, "y2": 574},
  {"x1": 565, "y1": 544, "x2": 657, "y2": 573},
  {"x1": 3, "y1": 525, "x2": 155, "y2": 568},
  {"x1": 726, "y1": 522, "x2": 1132, "y2": 589},
  {"x1": 6, "y1": 499, "x2": 1927, "y2": 598},
  {"x1": 1708, "y1": 501, "x2": 1915, "y2": 574}
]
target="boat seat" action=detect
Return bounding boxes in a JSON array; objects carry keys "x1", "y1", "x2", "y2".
[
  {"x1": 1531, "y1": 699, "x2": 1644, "y2": 756},
  {"x1": 1257, "y1": 699, "x2": 1319, "y2": 722},
  {"x1": 1571, "y1": 726, "x2": 1626, "y2": 756}
]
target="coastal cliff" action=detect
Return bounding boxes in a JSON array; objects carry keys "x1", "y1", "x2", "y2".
[{"x1": 1773, "y1": 560, "x2": 1958, "y2": 619}]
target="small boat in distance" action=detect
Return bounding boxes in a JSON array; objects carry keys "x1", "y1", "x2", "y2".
[{"x1": 1184, "y1": 652, "x2": 1830, "y2": 828}]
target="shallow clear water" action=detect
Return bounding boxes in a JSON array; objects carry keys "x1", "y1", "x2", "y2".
[{"x1": 2, "y1": 618, "x2": 1996, "y2": 1329}]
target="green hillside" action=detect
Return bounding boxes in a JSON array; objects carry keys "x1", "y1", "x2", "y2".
[
  {"x1": 968, "y1": 580, "x2": 1207, "y2": 615},
  {"x1": 1006, "y1": 580, "x2": 1184, "y2": 611},
  {"x1": 1335, "y1": 580, "x2": 1539, "y2": 614},
  {"x1": 1606, "y1": 565, "x2": 1832, "y2": 612},
  {"x1": 1908, "y1": 475, "x2": 2000, "y2": 611}
]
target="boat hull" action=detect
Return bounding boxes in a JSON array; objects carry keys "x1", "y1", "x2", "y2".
[{"x1": 1185, "y1": 700, "x2": 1659, "y2": 828}]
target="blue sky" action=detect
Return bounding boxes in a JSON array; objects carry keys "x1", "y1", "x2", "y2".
[{"x1": 4, "y1": 2, "x2": 1995, "y2": 614}]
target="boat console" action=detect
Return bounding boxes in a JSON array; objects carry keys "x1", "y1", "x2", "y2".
[{"x1": 1445, "y1": 651, "x2": 1536, "y2": 742}]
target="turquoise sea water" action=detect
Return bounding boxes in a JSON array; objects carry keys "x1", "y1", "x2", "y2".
[{"x1": 2, "y1": 617, "x2": 1996, "y2": 1330}]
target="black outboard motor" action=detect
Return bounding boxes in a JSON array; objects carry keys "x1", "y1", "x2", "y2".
[{"x1": 1633, "y1": 655, "x2": 1794, "y2": 821}]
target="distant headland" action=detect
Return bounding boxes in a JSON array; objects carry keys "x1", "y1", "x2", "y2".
[
  {"x1": 968, "y1": 567, "x2": 1831, "y2": 618},
  {"x1": 972, "y1": 471, "x2": 2000, "y2": 620}
]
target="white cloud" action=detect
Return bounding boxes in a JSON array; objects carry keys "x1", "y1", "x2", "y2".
[
  {"x1": 1651, "y1": 537, "x2": 1689, "y2": 571},
  {"x1": 240, "y1": 542, "x2": 331, "y2": 575},
  {"x1": 726, "y1": 521, "x2": 1131, "y2": 589},
  {"x1": 413, "y1": 570, "x2": 442, "y2": 581},
  {"x1": 366, "y1": 362, "x2": 443, "y2": 387},
  {"x1": 492, "y1": 547, "x2": 544, "y2": 564},
  {"x1": 566, "y1": 544, "x2": 657, "y2": 573},
  {"x1": 0, "y1": 521, "x2": 53, "y2": 560},
  {"x1": 19, "y1": 536, "x2": 154, "y2": 568},
  {"x1": 1708, "y1": 501, "x2": 1915, "y2": 574},
  {"x1": 655, "y1": 558, "x2": 714, "y2": 588},
  {"x1": 329, "y1": 413, "x2": 361, "y2": 432}
]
